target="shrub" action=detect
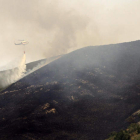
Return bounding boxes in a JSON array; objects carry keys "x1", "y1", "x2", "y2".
[
  {"x1": 114, "y1": 130, "x2": 130, "y2": 140},
  {"x1": 127, "y1": 123, "x2": 140, "y2": 134}
]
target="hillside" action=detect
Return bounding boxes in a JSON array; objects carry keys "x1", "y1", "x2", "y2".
[{"x1": 1, "y1": 41, "x2": 140, "y2": 139}]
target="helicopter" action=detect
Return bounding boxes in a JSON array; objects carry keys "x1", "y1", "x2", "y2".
[
  {"x1": 15, "y1": 40, "x2": 29, "y2": 54},
  {"x1": 15, "y1": 40, "x2": 29, "y2": 45}
]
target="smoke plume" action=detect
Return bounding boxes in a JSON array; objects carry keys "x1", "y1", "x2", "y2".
[
  {"x1": 0, "y1": 54, "x2": 26, "y2": 88},
  {"x1": 0, "y1": 0, "x2": 140, "y2": 66}
]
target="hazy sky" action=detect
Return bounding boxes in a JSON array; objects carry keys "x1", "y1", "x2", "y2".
[{"x1": 0, "y1": 0, "x2": 140, "y2": 69}]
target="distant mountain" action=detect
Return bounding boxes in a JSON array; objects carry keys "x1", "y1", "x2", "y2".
[{"x1": 1, "y1": 40, "x2": 140, "y2": 140}]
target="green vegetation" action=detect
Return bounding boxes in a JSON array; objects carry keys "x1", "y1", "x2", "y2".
[
  {"x1": 114, "y1": 130, "x2": 130, "y2": 140},
  {"x1": 106, "y1": 123, "x2": 140, "y2": 140}
]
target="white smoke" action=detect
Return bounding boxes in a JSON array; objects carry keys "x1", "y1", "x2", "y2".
[
  {"x1": 1, "y1": 0, "x2": 140, "y2": 65},
  {"x1": 0, "y1": 54, "x2": 26, "y2": 88},
  {"x1": 25, "y1": 55, "x2": 62, "y2": 77}
]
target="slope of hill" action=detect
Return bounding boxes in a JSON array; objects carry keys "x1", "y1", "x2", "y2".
[
  {"x1": 26, "y1": 55, "x2": 63, "y2": 71},
  {"x1": 1, "y1": 41, "x2": 140, "y2": 140}
]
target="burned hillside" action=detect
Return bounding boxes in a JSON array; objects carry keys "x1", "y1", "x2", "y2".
[{"x1": 1, "y1": 41, "x2": 140, "y2": 139}]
